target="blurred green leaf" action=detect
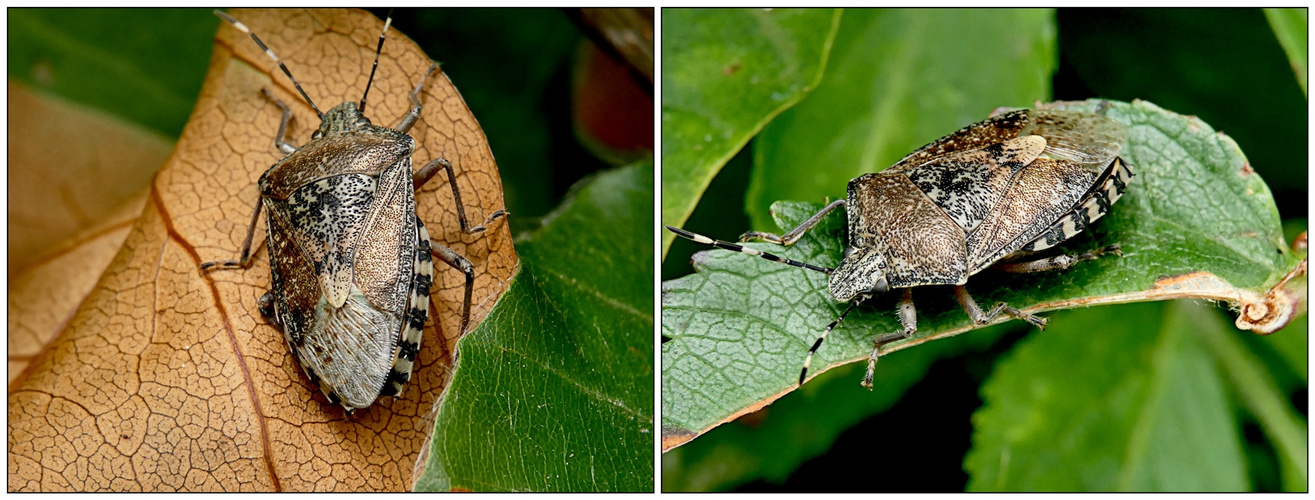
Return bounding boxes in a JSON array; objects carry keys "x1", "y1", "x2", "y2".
[
  {"x1": 661, "y1": 8, "x2": 840, "y2": 251},
  {"x1": 418, "y1": 162, "x2": 654, "y2": 492},
  {"x1": 8, "y1": 8, "x2": 216, "y2": 138},
  {"x1": 966, "y1": 302, "x2": 1248, "y2": 491},
  {"x1": 1197, "y1": 307, "x2": 1308, "y2": 492},
  {"x1": 747, "y1": 8, "x2": 1055, "y2": 231},
  {"x1": 661, "y1": 99, "x2": 1298, "y2": 447},
  {"x1": 1264, "y1": 314, "x2": 1308, "y2": 386},
  {"x1": 1264, "y1": 8, "x2": 1308, "y2": 94}
]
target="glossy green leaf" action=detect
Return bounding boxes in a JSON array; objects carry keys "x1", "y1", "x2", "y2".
[
  {"x1": 966, "y1": 302, "x2": 1248, "y2": 491},
  {"x1": 418, "y1": 162, "x2": 654, "y2": 492},
  {"x1": 746, "y1": 8, "x2": 1055, "y2": 231},
  {"x1": 1264, "y1": 8, "x2": 1308, "y2": 94},
  {"x1": 661, "y1": 8, "x2": 840, "y2": 251},
  {"x1": 661, "y1": 99, "x2": 1299, "y2": 447},
  {"x1": 8, "y1": 8, "x2": 216, "y2": 138}
]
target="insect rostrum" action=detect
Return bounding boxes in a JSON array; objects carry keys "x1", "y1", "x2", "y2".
[
  {"x1": 668, "y1": 107, "x2": 1133, "y2": 389},
  {"x1": 202, "y1": 11, "x2": 506, "y2": 412}
]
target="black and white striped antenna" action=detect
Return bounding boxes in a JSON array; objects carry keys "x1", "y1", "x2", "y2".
[{"x1": 214, "y1": 10, "x2": 324, "y2": 118}]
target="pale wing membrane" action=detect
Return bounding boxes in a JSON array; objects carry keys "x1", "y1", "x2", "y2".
[{"x1": 1021, "y1": 110, "x2": 1127, "y2": 171}]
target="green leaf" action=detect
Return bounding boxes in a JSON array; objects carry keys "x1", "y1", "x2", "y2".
[
  {"x1": 747, "y1": 8, "x2": 1056, "y2": 231},
  {"x1": 660, "y1": 8, "x2": 840, "y2": 251},
  {"x1": 1197, "y1": 308, "x2": 1309, "y2": 492},
  {"x1": 661, "y1": 99, "x2": 1298, "y2": 447},
  {"x1": 8, "y1": 8, "x2": 217, "y2": 138},
  {"x1": 1264, "y1": 313, "x2": 1308, "y2": 386},
  {"x1": 1264, "y1": 8, "x2": 1308, "y2": 94},
  {"x1": 662, "y1": 324, "x2": 1008, "y2": 491},
  {"x1": 966, "y1": 302, "x2": 1248, "y2": 491},
  {"x1": 417, "y1": 162, "x2": 654, "y2": 492}
]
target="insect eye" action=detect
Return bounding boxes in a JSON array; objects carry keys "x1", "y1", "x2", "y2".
[
  {"x1": 843, "y1": 246, "x2": 857, "y2": 260},
  {"x1": 312, "y1": 130, "x2": 324, "y2": 140}
]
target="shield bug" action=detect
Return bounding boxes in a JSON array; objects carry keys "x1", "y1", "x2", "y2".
[
  {"x1": 202, "y1": 10, "x2": 506, "y2": 412},
  {"x1": 668, "y1": 107, "x2": 1132, "y2": 388}
]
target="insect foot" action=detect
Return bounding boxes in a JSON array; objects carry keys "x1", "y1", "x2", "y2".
[
  {"x1": 669, "y1": 107, "x2": 1134, "y2": 390},
  {"x1": 202, "y1": 10, "x2": 506, "y2": 413}
]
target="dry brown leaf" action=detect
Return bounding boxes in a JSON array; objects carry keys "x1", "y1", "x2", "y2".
[
  {"x1": 7, "y1": 80, "x2": 168, "y2": 271},
  {"x1": 8, "y1": 199, "x2": 143, "y2": 387},
  {"x1": 8, "y1": 9, "x2": 517, "y2": 492},
  {"x1": 8, "y1": 80, "x2": 160, "y2": 388}
]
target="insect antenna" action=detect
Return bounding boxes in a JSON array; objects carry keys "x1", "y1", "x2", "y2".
[
  {"x1": 666, "y1": 226, "x2": 834, "y2": 274},
  {"x1": 799, "y1": 299, "x2": 862, "y2": 385},
  {"x1": 358, "y1": 8, "x2": 394, "y2": 114},
  {"x1": 215, "y1": 10, "x2": 324, "y2": 118}
]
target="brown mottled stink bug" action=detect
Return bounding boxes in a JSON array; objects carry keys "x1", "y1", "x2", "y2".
[
  {"x1": 202, "y1": 11, "x2": 505, "y2": 412},
  {"x1": 668, "y1": 106, "x2": 1133, "y2": 389}
]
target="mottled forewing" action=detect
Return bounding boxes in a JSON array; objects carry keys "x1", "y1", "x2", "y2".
[
  {"x1": 886, "y1": 109, "x2": 1126, "y2": 176},
  {"x1": 351, "y1": 160, "x2": 416, "y2": 317},
  {"x1": 966, "y1": 157, "x2": 1101, "y2": 273},
  {"x1": 305, "y1": 160, "x2": 417, "y2": 410},
  {"x1": 849, "y1": 173, "x2": 968, "y2": 288},
  {"x1": 905, "y1": 136, "x2": 1045, "y2": 233},
  {"x1": 885, "y1": 110, "x2": 1032, "y2": 173},
  {"x1": 1018, "y1": 157, "x2": 1134, "y2": 253},
  {"x1": 277, "y1": 174, "x2": 378, "y2": 308},
  {"x1": 263, "y1": 206, "x2": 320, "y2": 350}
]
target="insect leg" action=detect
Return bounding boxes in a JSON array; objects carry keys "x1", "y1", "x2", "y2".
[
  {"x1": 259, "y1": 88, "x2": 297, "y2": 155},
  {"x1": 200, "y1": 197, "x2": 266, "y2": 272},
  {"x1": 995, "y1": 244, "x2": 1121, "y2": 273},
  {"x1": 431, "y1": 241, "x2": 475, "y2": 335},
  {"x1": 953, "y1": 285, "x2": 1047, "y2": 330},
  {"x1": 860, "y1": 288, "x2": 917, "y2": 389},
  {"x1": 394, "y1": 64, "x2": 440, "y2": 134},
  {"x1": 739, "y1": 199, "x2": 846, "y2": 246},
  {"x1": 799, "y1": 299, "x2": 863, "y2": 386},
  {"x1": 666, "y1": 226, "x2": 834, "y2": 274},
  {"x1": 414, "y1": 157, "x2": 507, "y2": 233}
]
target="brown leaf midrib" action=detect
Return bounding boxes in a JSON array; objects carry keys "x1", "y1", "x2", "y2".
[{"x1": 149, "y1": 178, "x2": 283, "y2": 492}]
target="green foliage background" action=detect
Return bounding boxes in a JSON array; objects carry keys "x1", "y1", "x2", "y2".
[
  {"x1": 661, "y1": 8, "x2": 1306, "y2": 492},
  {"x1": 9, "y1": 8, "x2": 654, "y2": 492}
]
